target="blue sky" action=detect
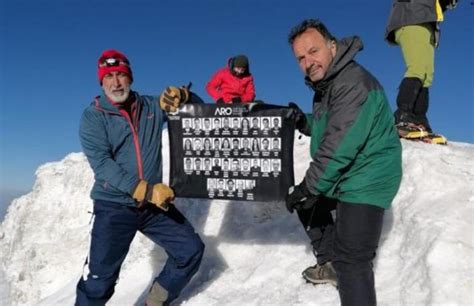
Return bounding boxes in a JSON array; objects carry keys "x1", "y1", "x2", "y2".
[{"x1": 1, "y1": 0, "x2": 473, "y2": 197}]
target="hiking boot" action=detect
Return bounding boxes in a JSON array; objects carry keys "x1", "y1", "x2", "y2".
[
  {"x1": 396, "y1": 122, "x2": 429, "y2": 139},
  {"x1": 302, "y1": 262, "x2": 338, "y2": 287},
  {"x1": 145, "y1": 282, "x2": 169, "y2": 306},
  {"x1": 420, "y1": 133, "x2": 448, "y2": 145}
]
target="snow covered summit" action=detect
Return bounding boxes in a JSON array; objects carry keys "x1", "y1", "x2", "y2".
[{"x1": 1, "y1": 132, "x2": 473, "y2": 305}]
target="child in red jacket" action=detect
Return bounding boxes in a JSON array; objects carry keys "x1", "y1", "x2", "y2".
[{"x1": 206, "y1": 55, "x2": 256, "y2": 104}]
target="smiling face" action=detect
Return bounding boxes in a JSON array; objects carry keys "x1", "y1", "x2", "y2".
[{"x1": 292, "y1": 28, "x2": 336, "y2": 83}]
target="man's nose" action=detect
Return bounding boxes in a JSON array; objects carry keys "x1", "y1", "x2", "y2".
[
  {"x1": 305, "y1": 57, "x2": 315, "y2": 68},
  {"x1": 112, "y1": 75, "x2": 121, "y2": 87}
]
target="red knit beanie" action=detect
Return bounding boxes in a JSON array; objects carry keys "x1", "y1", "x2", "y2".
[{"x1": 97, "y1": 49, "x2": 133, "y2": 84}]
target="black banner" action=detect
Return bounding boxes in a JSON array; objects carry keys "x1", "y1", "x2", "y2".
[{"x1": 167, "y1": 103, "x2": 295, "y2": 201}]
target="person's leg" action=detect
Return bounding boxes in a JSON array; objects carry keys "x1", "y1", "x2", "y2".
[
  {"x1": 396, "y1": 24, "x2": 434, "y2": 85},
  {"x1": 411, "y1": 24, "x2": 435, "y2": 131},
  {"x1": 332, "y1": 202, "x2": 384, "y2": 306},
  {"x1": 414, "y1": 87, "x2": 432, "y2": 132},
  {"x1": 394, "y1": 24, "x2": 434, "y2": 126},
  {"x1": 139, "y1": 205, "x2": 204, "y2": 303},
  {"x1": 297, "y1": 197, "x2": 337, "y2": 264},
  {"x1": 393, "y1": 77, "x2": 423, "y2": 125},
  {"x1": 76, "y1": 201, "x2": 138, "y2": 306},
  {"x1": 297, "y1": 198, "x2": 338, "y2": 285}
]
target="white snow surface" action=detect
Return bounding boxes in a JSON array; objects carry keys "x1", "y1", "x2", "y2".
[{"x1": 1, "y1": 131, "x2": 473, "y2": 306}]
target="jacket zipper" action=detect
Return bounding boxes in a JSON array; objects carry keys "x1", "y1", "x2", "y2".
[{"x1": 119, "y1": 109, "x2": 144, "y2": 180}]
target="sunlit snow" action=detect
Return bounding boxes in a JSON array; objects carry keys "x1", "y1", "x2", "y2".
[{"x1": 1, "y1": 131, "x2": 473, "y2": 305}]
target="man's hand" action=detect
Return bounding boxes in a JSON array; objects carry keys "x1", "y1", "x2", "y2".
[
  {"x1": 159, "y1": 86, "x2": 190, "y2": 112},
  {"x1": 146, "y1": 183, "x2": 175, "y2": 211},
  {"x1": 232, "y1": 97, "x2": 242, "y2": 104},
  {"x1": 132, "y1": 180, "x2": 148, "y2": 202},
  {"x1": 132, "y1": 180, "x2": 175, "y2": 211},
  {"x1": 285, "y1": 180, "x2": 318, "y2": 213},
  {"x1": 288, "y1": 102, "x2": 310, "y2": 136}
]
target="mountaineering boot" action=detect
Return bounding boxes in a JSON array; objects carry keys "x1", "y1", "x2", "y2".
[
  {"x1": 302, "y1": 261, "x2": 338, "y2": 287},
  {"x1": 396, "y1": 122, "x2": 429, "y2": 139},
  {"x1": 413, "y1": 87, "x2": 432, "y2": 132},
  {"x1": 393, "y1": 78, "x2": 432, "y2": 139},
  {"x1": 411, "y1": 87, "x2": 447, "y2": 145},
  {"x1": 420, "y1": 133, "x2": 448, "y2": 145},
  {"x1": 394, "y1": 77, "x2": 423, "y2": 126},
  {"x1": 145, "y1": 282, "x2": 169, "y2": 306}
]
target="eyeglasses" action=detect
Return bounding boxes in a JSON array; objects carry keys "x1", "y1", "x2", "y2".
[{"x1": 99, "y1": 57, "x2": 129, "y2": 68}]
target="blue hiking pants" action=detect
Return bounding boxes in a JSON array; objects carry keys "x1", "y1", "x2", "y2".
[{"x1": 75, "y1": 200, "x2": 205, "y2": 306}]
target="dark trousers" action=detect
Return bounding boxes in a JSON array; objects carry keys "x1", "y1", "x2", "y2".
[
  {"x1": 75, "y1": 200, "x2": 205, "y2": 306},
  {"x1": 298, "y1": 199, "x2": 384, "y2": 306}
]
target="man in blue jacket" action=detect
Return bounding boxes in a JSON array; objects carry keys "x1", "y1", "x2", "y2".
[{"x1": 76, "y1": 49, "x2": 204, "y2": 306}]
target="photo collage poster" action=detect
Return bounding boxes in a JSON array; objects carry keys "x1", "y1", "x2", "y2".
[{"x1": 167, "y1": 103, "x2": 295, "y2": 201}]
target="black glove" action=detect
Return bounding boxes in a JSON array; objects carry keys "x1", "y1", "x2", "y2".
[
  {"x1": 216, "y1": 98, "x2": 225, "y2": 104},
  {"x1": 288, "y1": 102, "x2": 310, "y2": 136},
  {"x1": 285, "y1": 180, "x2": 318, "y2": 213},
  {"x1": 232, "y1": 97, "x2": 242, "y2": 104}
]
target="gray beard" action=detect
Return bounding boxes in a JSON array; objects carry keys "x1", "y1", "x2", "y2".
[{"x1": 103, "y1": 86, "x2": 130, "y2": 103}]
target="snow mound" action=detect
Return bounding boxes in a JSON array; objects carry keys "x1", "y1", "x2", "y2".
[{"x1": 1, "y1": 132, "x2": 473, "y2": 305}]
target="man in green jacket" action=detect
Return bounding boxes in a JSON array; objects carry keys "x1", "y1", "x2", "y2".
[{"x1": 286, "y1": 19, "x2": 402, "y2": 306}]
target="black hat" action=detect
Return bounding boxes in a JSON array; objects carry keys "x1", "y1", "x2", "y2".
[{"x1": 233, "y1": 55, "x2": 249, "y2": 69}]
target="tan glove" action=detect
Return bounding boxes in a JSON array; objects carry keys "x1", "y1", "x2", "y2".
[
  {"x1": 159, "y1": 86, "x2": 189, "y2": 112},
  {"x1": 132, "y1": 180, "x2": 174, "y2": 211},
  {"x1": 147, "y1": 183, "x2": 175, "y2": 211},
  {"x1": 132, "y1": 180, "x2": 148, "y2": 202}
]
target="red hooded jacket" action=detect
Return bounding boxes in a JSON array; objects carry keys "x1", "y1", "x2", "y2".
[{"x1": 206, "y1": 60, "x2": 255, "y2": 103}]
